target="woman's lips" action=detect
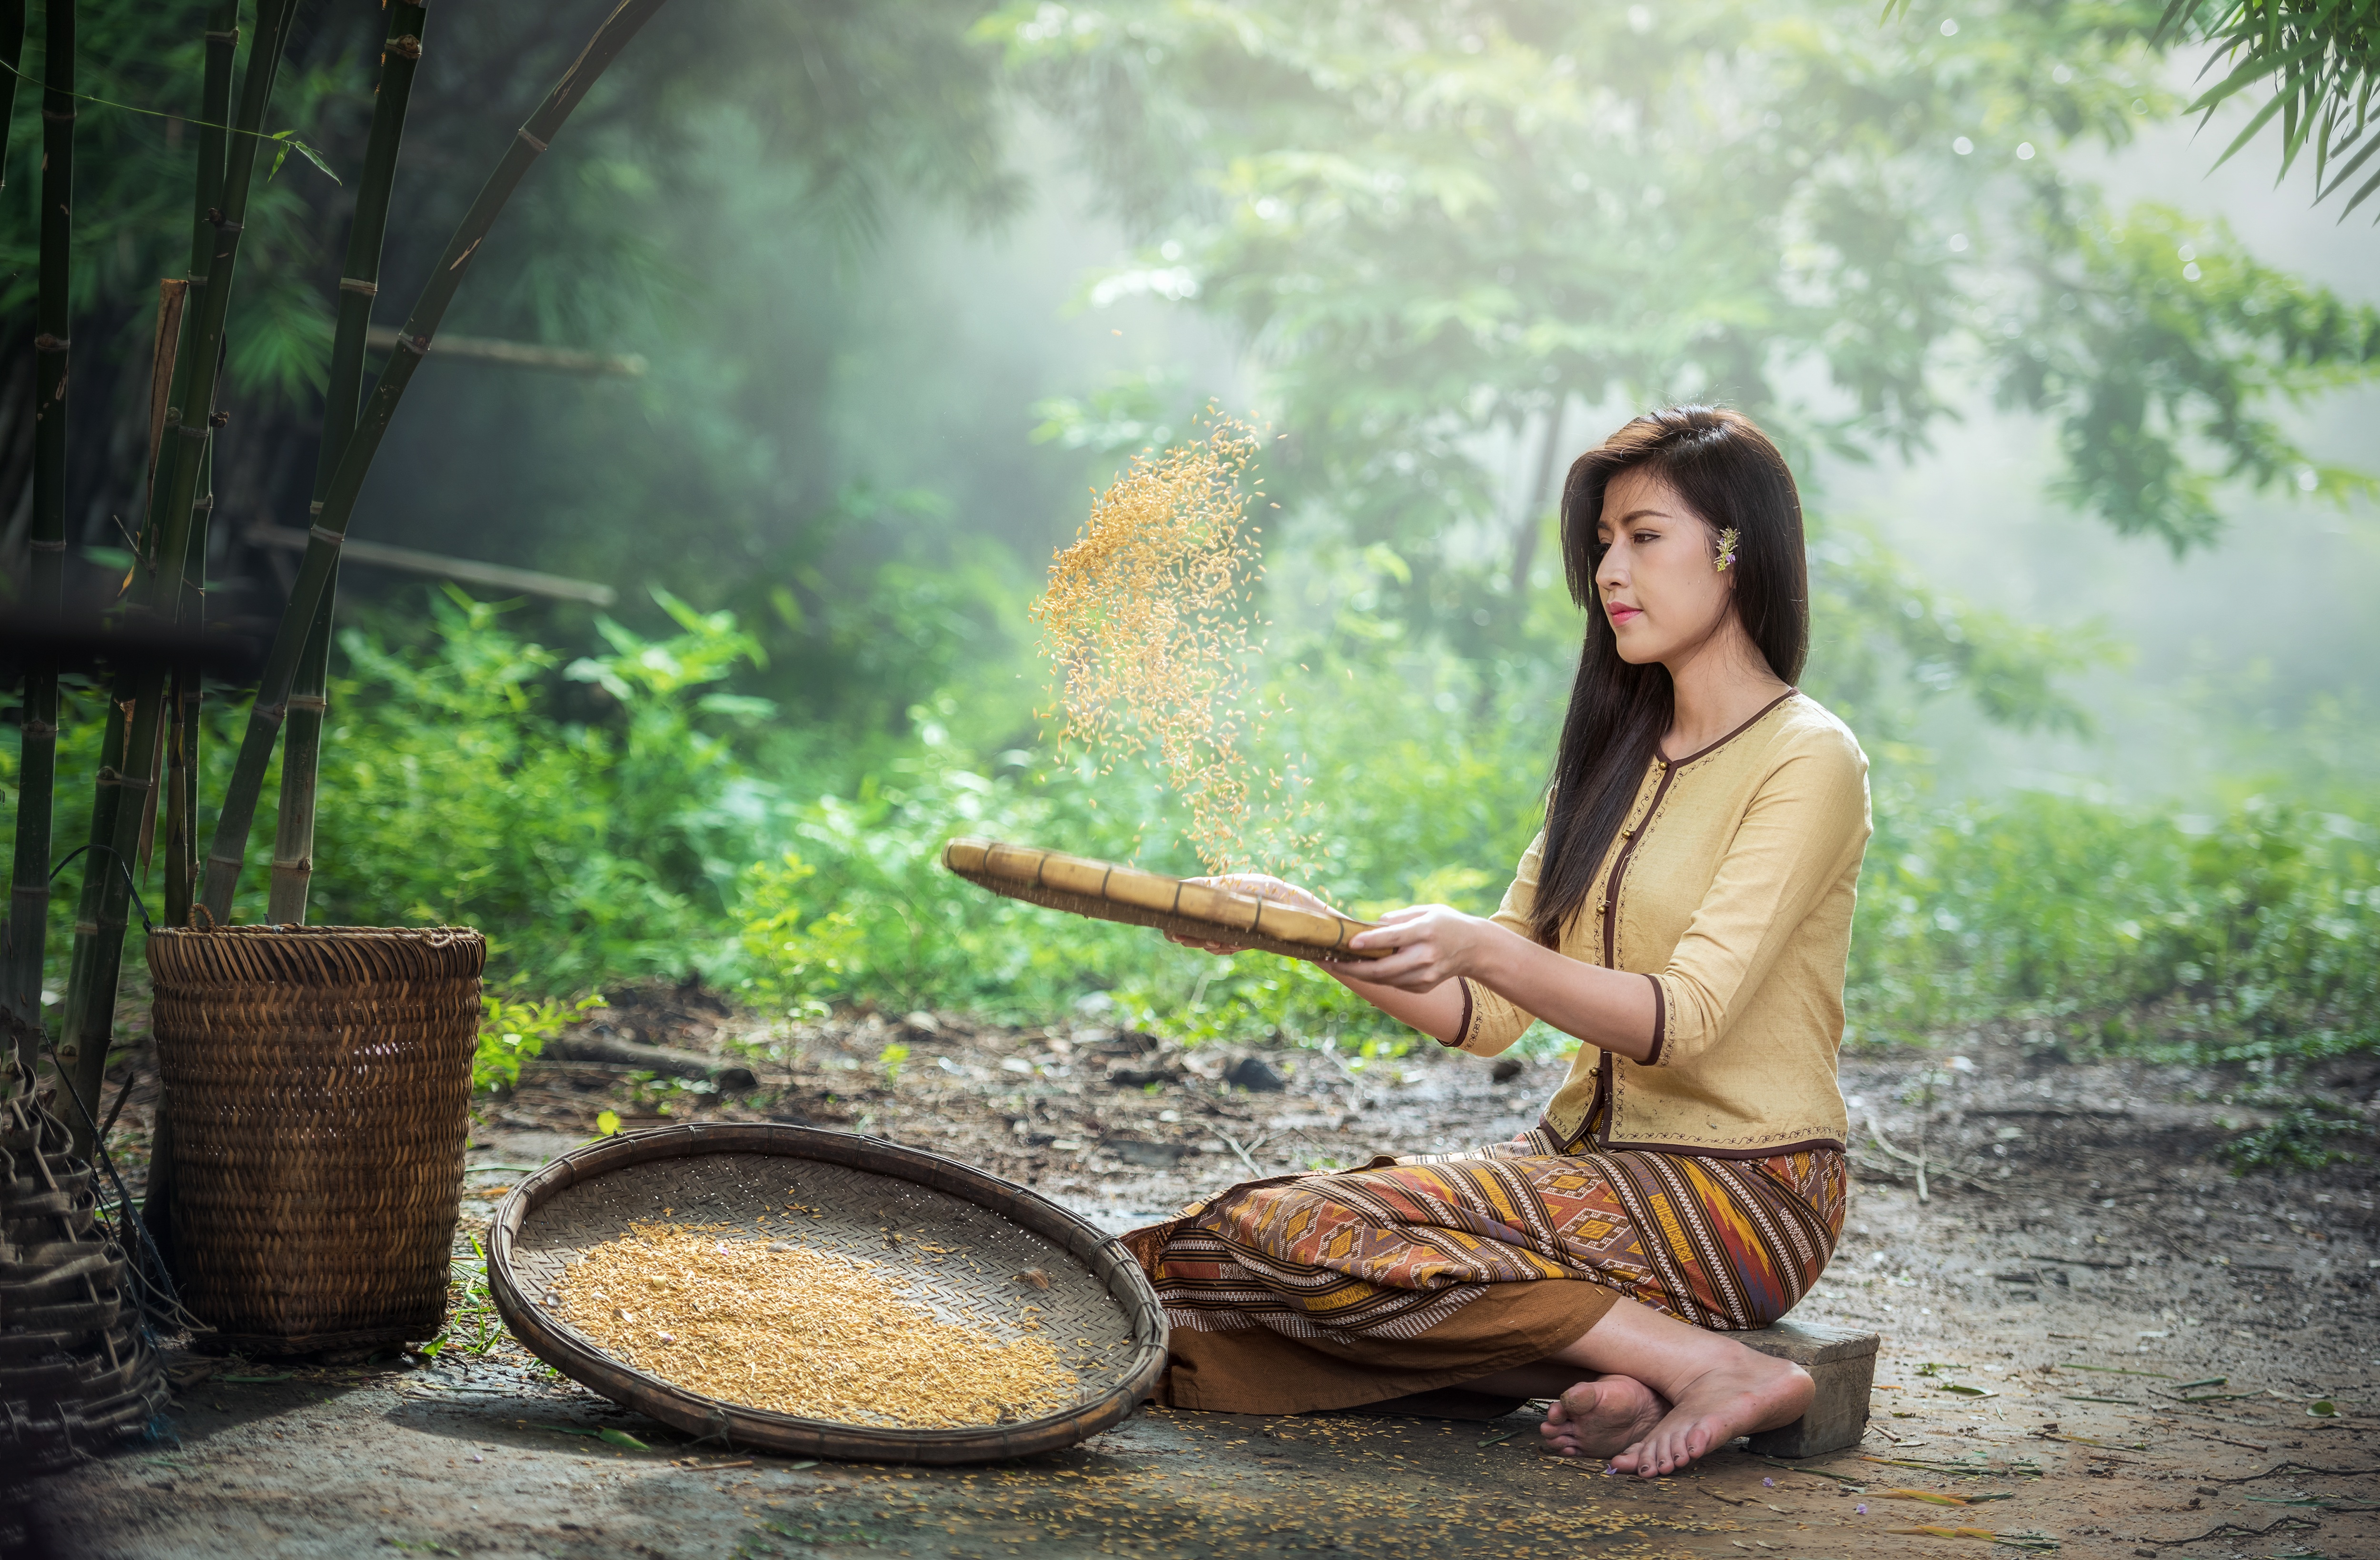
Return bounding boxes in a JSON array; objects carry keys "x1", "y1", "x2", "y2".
[{"x1": 1607, "y1": 603, "x2": 1643, "y2": 626}]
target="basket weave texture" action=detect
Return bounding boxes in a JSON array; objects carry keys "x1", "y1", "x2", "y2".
[
  {"x1": 0, "y1": 1051, "x2": 169, "y2": 1472},
  {"x1": 146, "y1": 925, "x2": 484, "y2": 1354},
  {"x1": 942, "y1": 838, "x2": 1386, "y2": 963},
  {"x1": 488, "y1": 1123, "x2": 1169, "y2": 1463}
]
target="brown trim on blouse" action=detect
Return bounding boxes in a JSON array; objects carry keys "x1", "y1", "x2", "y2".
[
  {"x1": 1600, "y1": 765, "x2": 1677, "y2": 970},
  {"x1": 1446, "y1": 979, "x2": 1475, "y2": 1050},
  {"x1": 1596, "y1": 1135, "x2": 1846, "y2": 1160},
  {"x1": 1659, "y1": 686, "x2": 1801, "y2": 767},
  {"x1": 1643, "y1": 974, "x2": 1666, "y2": 1066}
]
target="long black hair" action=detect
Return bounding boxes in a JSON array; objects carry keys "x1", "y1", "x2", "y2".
[{"x1": 1529, "y1": 406, "x2": 1810, "y2": 948}]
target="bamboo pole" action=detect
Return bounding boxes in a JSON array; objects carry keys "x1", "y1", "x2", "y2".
[
  {"x1": 57, "y1": 0, "x2": 299, "y2": 1150},
  {"x1": 155, "y1": 0, "x2": 236, "y2": 934},
  {"x1": 268, "y1": 0, "x2": 429, "y2": 927},
  {"x1": 0, "y1": 0, "x2": 25, "y2": 191},
  {"x1": 203, "y1": 0, "x2": 674, "y2": 924},
  {"x1": 4, "y1": 0, "x2": 74, "y2": 1075}
]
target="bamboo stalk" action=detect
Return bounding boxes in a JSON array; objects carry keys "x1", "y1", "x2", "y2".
[
  {"x1": 0, "y1": 0, "x2": 25, "y2": 192},
  {"x1": 58, "y1": 0, "x2": 300, "y2": 1150},
  {"x1": 269, "y1": 0, "x2": 429, "y2": 927},
  {"x1": 142, "y1": 0, "x2": 233, "y2": 1241},
  {"x1": 135, "y1": 286, "x2": 188, "y2": 894},
  {"x1": 204, "y1": 0, "x2": 674, "y2": 924},
  {"x1": 4, "y1": 0, "x2": 74, "y2": 1075}
]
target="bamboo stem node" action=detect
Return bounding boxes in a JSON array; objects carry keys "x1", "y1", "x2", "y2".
[{"x1": 32, "y1": 332, "x2": 68, "y2": 350}]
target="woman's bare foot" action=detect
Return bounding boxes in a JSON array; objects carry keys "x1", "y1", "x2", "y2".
[
  {"x1": 1539, "y1": 1375, "x2": 1667, "y2": 1459},
  {"x1": 1606, "y1": 1349, "x2": 1812, "y2": 1477}
]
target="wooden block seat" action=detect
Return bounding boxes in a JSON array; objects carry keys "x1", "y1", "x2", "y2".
[{"x1": 1735, "y1": 1318, "x2": 1879, "y2": 1458}]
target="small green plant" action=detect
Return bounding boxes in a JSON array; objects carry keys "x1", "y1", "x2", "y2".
[
  {"x1": 474, "y1": 991, "x2": 606, "y2": 1093},
  {"x1": 877, "y1": 1042, "x2": 911, "y2": 1090},
  {"x1": 2221, "y1": 1107, "x2": 2363, "y2": 1173}
]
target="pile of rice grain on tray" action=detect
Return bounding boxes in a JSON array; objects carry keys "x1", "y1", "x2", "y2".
[{"x1": 554, "y1": 1222, "x2": 1080, "y2": 1429}]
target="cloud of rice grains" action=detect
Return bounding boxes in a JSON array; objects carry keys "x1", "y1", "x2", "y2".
[{"x1": 1033, "y1": 413, "x2": 1305, "y2": 873}]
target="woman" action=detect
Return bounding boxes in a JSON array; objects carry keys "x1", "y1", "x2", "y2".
[{"x1": 1134, "y1": 405, "x2": 1869, "y2": 1478}]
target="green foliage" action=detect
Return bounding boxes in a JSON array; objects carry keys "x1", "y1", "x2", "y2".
[
  {"x1": 475, "y1": 992, "x2": 607, "y2": 1094},
  {"x1": 1849, "y1": 794, "x2": 2378, "y2": 1056},
  {"x1": 2220, "y1": 1105, "x2": 2365, "y2": 1170},
  {"x1": 2154, "y1": 0, "x2": 2380, "y2": 215},
  {"x1": 990, "y1": 0, "x2": 2380, "y2": 573},
  {"x1": 294, "y1": 587, "x2": 774, "y2": 989}
]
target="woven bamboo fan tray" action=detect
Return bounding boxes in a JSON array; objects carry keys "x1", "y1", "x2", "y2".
[
  {"x1": 488, "y1": 1123, "x2": 1167, "y2": 1463},
  {"x1": 941, "y1": 838, "x2": 1385, "y2": 963}
]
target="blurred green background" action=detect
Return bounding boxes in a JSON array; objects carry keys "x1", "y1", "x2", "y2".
[{"x1": 3, "y1": 1, "x2": 2374, "y2": 1154}]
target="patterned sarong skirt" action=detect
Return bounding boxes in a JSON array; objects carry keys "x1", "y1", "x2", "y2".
[{"x1": 1122, "y1": 1129, "x2": 1847, "y2": 1416}]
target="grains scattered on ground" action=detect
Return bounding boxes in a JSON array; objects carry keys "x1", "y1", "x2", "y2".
[{"x1": 555, "y1": 1222, "x2": 1078, "y2": 1429}]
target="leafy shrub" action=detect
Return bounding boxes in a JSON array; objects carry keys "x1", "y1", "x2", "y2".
[
  {"x1": 1848, "y1": 795, "x2": 2378, "y2": 1060},
  {"x1": 475, "y1": 993, "x2": 608, "y2": 1093},
  {"x1": 2220, "y1": 1107, "x2": 2365, "y2": 1172}
]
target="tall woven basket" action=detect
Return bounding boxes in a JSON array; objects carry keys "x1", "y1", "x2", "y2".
[{"x1": 147, "y1": 925, "x2": 485, "y2": 1355}]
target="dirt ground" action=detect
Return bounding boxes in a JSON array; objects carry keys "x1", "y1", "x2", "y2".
[{"x1": 14, "y1": 986, "x2": 2378, "y2": 1560}]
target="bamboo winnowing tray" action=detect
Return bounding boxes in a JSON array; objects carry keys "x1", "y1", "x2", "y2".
[{"x1": 940, "y1": 838, "x2": 1387, "y2": 964}]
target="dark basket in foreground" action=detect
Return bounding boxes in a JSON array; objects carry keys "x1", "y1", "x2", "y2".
[
  {"x1": 147, "y1": 924, "x2": 483, "y2": 1355},
  {"x1": 487, "y1": 1123, "x2": 1169, "y2": 1463},
  {"x1": 0, "y1": 1053, "x2": 169, "y2": 1473}
]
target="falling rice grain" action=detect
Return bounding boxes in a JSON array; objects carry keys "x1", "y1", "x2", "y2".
[{"x1": 1031, "y1": 411, "x2": 1311, "y2": 873}]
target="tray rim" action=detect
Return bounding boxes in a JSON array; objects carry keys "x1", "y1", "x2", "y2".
[{"x1": 486, "y1": 1121, "x2": 1169, "y2": 1464}]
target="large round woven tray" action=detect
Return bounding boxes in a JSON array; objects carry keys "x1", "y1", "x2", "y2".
[
  {"x1": 942, "y1": 838, "x2": 1385, "y2": 963},
  {"x1": 487, "y1": 1123, "x2": 1168, "y2": 1463}
]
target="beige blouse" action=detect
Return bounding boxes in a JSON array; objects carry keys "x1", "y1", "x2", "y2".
[{"x1": 1454, "y1": 690, "x2": 1870, "y2": 1157}]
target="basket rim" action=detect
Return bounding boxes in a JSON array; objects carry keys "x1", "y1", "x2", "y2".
[
  {"x1": 486, "y1": 1122, "x2": 1170, "y2": 1464},
  {"x1": 145, "y1": 923, "x2": 486, "y2": 941}
]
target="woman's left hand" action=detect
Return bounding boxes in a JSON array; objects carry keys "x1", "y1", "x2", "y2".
[{"x1": 1343, "y1": 904, "x2": 1497, "y2": 992}]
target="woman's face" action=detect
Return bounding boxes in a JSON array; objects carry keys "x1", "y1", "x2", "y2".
[{"x1": 1593, "y1": 467, "x2": 1732, "y2": 667}]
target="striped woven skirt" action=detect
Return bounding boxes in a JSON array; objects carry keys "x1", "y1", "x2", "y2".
[{"x1": 1121, "y1": 1130, "x2": 1847, "y2": 1415}]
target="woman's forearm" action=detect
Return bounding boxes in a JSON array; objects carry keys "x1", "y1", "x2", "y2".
[
  {"x1": 1322, "y1": 925, "x2": 1655, "y2": 1059},
  {"x1": 1325, "y1": 964, "x2": 1469, "y2": 1044},
  {"x1": 1471, "y1": 925, "x2": 1658, "y2": 1059}
]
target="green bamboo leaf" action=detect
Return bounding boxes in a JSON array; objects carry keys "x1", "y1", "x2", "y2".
[
  {"x1": 2337, "y1": 159, "x2": 2380, "y2": 216},
  {"x1": 263, "y1": 128, "x2": 342, "y2": 186}
]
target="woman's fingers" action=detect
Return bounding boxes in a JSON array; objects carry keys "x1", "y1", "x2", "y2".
[{"x1": 1346, "y1": 943, "x2": 1448, "y2": 991}]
